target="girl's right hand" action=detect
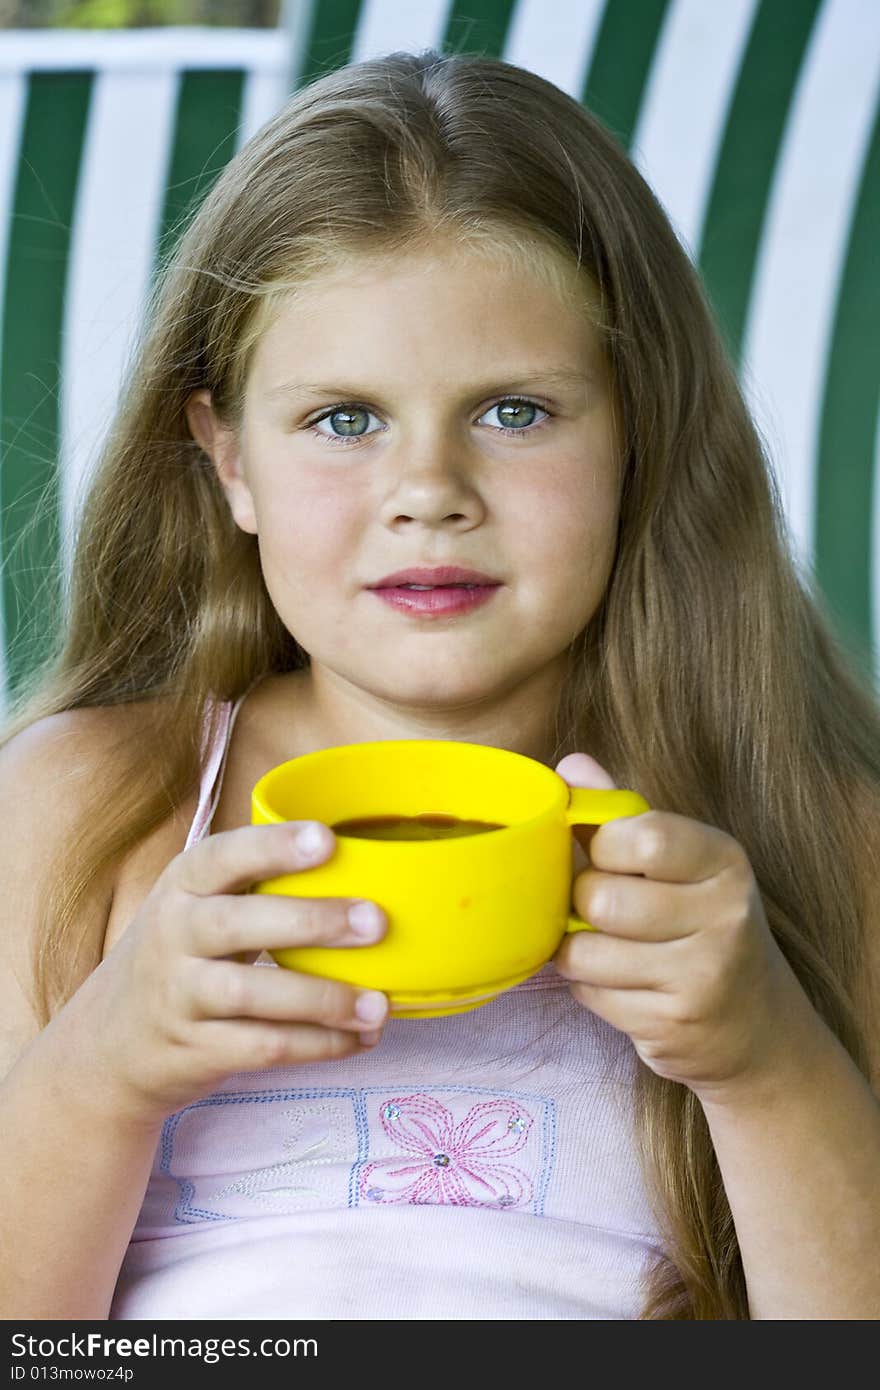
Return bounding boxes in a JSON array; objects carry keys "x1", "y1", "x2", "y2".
[{"x1": 75, "y1": 821, "x2": 389, "y2": 1126}]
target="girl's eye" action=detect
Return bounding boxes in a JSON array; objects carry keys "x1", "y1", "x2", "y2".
[
  {"x1": 307, "y1": 397, "x2": 551, "y2": 447},
  {"x1": 481, "y1": 399, "x2": 550, "y2": 436},
  {"x1": 309, "y1": 405, "x2": 382, "y2": 446}
]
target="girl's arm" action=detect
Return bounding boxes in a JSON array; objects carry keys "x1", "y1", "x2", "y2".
[
  {"x1": 0, "y1": 711, "x2": 390, "y2": 1320},
  {"x1": 700, "y1": 824, "x2": 880, "y2": 1320},
  {"x1": 0, "y1": 1000, "x2": 165, "y2": 1319},
  {"x1": 554, "y1": 754, "x2": 880, "y2": 1319},
  {"x1": 697, "y1": 974, "x2": 880, "y2": 1319},
  {"x1": 0, "y1": 712, "x2": 162, "y2": 1319}
]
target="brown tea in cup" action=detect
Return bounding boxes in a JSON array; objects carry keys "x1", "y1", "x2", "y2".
[{"x1": 331, "y1": 813, "x2": 505, "y2": 841}]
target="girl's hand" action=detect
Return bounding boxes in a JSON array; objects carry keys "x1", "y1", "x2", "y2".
[
  {"x1": 553, "y1": 753, "x2": 805, "y2": 1100},
  {"x1": 72, "y1": 822, "x2": 389, "y2": 1126}
]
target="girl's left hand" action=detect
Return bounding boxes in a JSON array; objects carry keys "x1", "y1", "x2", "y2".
[{"x1": 553, "y1": 753, "x2": 807, "y2": 1100}]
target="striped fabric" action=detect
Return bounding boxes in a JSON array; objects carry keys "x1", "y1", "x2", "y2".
[{"x1": 1, "y1": 0, "x2": 878, "y2": 713}]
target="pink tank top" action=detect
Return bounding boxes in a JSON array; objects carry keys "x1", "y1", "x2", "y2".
[{"x1": 110, "y1": 694, "x2": 666, "y2": 1321}]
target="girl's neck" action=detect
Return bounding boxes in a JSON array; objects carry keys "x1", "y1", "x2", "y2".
[{"x1": 259, "y1": 664, "x2": 568, "y2": 768}]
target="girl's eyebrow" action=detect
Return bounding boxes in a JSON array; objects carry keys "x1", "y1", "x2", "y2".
[{"x1": 264, "y1": 369, "x2": 592, "y2": 402}]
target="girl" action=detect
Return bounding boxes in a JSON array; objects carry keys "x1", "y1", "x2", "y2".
[{"x1": 1, "y1": 48, "x2": 878, "y2": 1322}]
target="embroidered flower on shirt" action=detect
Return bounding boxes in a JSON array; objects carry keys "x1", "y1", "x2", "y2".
[
  {"x1": 359, "y1": 1093, "x2": 534, "y2": 1208},
  {"x1": 205, "y1": 1103, "x2": 344, "y2": 1209}
]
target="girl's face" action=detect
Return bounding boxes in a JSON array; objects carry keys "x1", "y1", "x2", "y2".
[{"x1": 188, "y1": 245, "x2": 621, "y2": 726}]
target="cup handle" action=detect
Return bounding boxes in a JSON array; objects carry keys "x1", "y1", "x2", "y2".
[{"x1": 563, "y1": 787, "x2": 650, "y2": 934}]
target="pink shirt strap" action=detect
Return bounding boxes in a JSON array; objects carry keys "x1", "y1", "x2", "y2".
[{"x1": 183, "y1": 693, "x2": 247, "y2": 851}]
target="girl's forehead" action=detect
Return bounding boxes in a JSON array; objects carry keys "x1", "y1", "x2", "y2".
[
  {"x1": 266, "y1": 238, "x2": 598, "y2": 315},
  {"x1": 239, "y1": 241, "x2": 607, "y2": 403}
]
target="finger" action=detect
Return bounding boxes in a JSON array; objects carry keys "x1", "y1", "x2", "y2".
[
  {"x1": 563, "y1": 981, "x2": 672, "y2": 1037},
  {"x1": 187, "y1": 958, "x2": 389, "y2": 1033},
  {"x1": 555, "y1": 752, "x2": 618, "y2": 859},
  {"x1": 183, "y1": 890, "x2": 387, "y2": 959},
  {"x1": 589, "y1": 810, "x2": 742, "y2": 884},
  {"x1": 192, "y1": 1018, "x2": 379, "y2": 1072},
  {"x1": 554, "y1": 930, "x2": 675, "y2": 989},
  {"x1": 555, "y1": 752, "x2": 617, "y2": 789},
  {"x1": 571, "y1": 871, "x2": 713, "y2": 940},
  {"x1": 173, "y1": 820, "x2": 335, "y2": 896}
]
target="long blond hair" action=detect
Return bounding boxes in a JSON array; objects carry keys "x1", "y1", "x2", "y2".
[{"x1": 3, "y1": 49, "x2": 879, "y2": 1319}]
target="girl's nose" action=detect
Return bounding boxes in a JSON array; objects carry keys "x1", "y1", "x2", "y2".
[{"x1": 378, "y1": 435, "x2": 486, "y2": 529}]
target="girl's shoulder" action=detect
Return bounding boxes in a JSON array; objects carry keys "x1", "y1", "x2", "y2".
[
  {"x1": 0, "y1": 698, "x2": 159, "y2": 816},
  {"x1": 0, "y1": 696, "x2": 179, "y2": 852}
]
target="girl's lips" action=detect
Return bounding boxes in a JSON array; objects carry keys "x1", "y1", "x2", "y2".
[{"x1": 369, "y1": 584, "x2": 501, "y2": 616}]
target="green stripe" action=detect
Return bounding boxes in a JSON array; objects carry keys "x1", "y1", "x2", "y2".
[
  {"x1": 296, "y1": 0, "x2": 362, "y2": 88},
  {"x1": 0, "y1": 71, "x2": 92, "y2": 698},
  {"x1": 294, "y1": 0, "x2": 519, "y2": 91},
  {"x1": 580, "y1": 0, "x2": 672, "y2": 151},
  {"x1": 813, "y1": 90, "x2": 880, "y2": 687},
  {"x1": 443, "y1": 0, "x2": 518, "y2": 57},
  {"x1": 155, "y1": 69, "x2": 246, "y2": 274},
  {"x1": 697, "y1": 0, "x2": 822, "y2": 362}
]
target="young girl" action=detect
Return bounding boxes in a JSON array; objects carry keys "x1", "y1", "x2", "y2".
[{"x1": 1, "y1": 48, "x2": 878, "y2": 1323}]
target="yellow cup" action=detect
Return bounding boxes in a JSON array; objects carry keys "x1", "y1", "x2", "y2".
[{"x1": 251, "y1": 740, "x2": 649, "y2": 1019}]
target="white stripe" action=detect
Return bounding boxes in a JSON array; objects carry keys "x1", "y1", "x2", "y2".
[
  {"x1": 504, "y1": 0, "x2": 606, "y2": 99},
  {"x1": 741, "y1": 0, "x2": 880, "y2": 571},
  {"x1": 238, "y1": 65, "x2": 289, "y2": 147},
  {"x1": 0, "y1": 73, "x2": 25, "y2": 381},
  {"x1": 277, "y1": 0, "x2": 319, "y2": 94},
  {"x1": 0, "y1": 72, "x2": 26, "y2": 716},
  {"x1": 631, "y1": 0, "x2": 759, "y2": 259},
  {"x1": 0, "y1": 28, "x2": 287, "y2": 74},
  {"x1": 351, "y1": 0, "x2": 454, "y2": 62},
  {"x1": 59, "y1": 70, "x2": 178, "y2": 579}
]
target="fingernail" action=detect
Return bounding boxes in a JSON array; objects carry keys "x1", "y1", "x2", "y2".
[
  {"x1": 355, "y1": 990, "x2": 388, "y2": 1026},
  {"x1": 348, "y1": 901, "x2": 385, "y2": 938},
  {"x1": 359, "y1": 1029, "x2": 383, "y2": 1047},
  {"x1": 295, "y1": 822, "x2": 329, "y2": 860}
]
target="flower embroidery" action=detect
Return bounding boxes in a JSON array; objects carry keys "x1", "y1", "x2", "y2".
[
  {"x1": 359, "y1": 1093, "x2": 534, "y2": 1208},
  {"x1": 204, "y1": 1103, "x2": 345, "y2": 1211}
]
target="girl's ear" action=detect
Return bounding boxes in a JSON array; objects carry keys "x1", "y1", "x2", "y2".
[{"x1": 185, "y1": 388, "x2": 258, "y2": 535}]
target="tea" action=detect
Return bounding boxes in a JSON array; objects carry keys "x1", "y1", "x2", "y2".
[{"x1": 331, "y1": 813, "x2": 505, "y2": 841}]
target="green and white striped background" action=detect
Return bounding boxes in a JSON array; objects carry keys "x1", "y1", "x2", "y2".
[{"x1": 1, "y1": 0, "x2": 879, "y2": 715}]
